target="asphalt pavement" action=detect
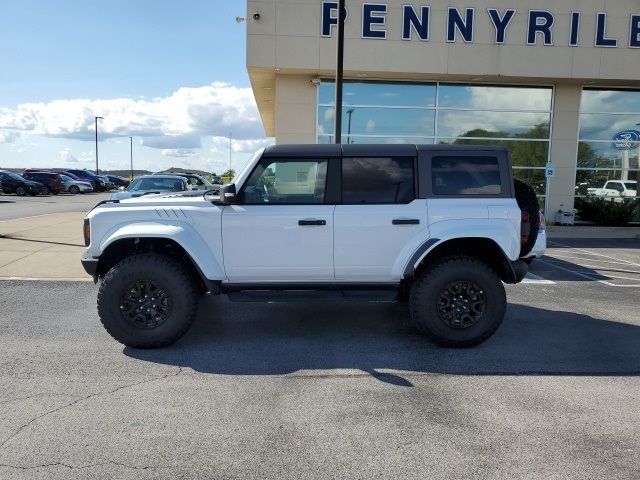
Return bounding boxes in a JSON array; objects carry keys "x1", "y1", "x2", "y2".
[
  {"x1": 1, "y1": 239, "x2": 639, "y2": 479},
  {"x1": 0, "y1": 192, "x2": 109, "y2": 221}
]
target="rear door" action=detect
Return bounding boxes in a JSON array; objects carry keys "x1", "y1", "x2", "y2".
[
  {"x1": 333, "y1": 154, "x2": 428, "y2": 282},
  {"x1": 222, "y1": 156, "x2": 335, "y2": 283}
]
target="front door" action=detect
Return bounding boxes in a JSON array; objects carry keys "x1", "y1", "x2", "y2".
[{"x1": 222, "y1": 157, "x2": 334, "y2": 283}]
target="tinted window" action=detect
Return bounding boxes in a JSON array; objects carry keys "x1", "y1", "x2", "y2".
[
  {"x1": 342, "y1": 157, "x2": 415, "y2": 204},
  {"x1": 242, "y1": 158, "x2": 328, "y2": 205},
  {"x1": 432, "y1": 156, "x2": 502, "y2": 195}
]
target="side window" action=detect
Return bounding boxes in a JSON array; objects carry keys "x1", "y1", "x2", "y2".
[
  {"x1": 432, "y1": 156, "x2": 502, "y2": 196},
  {"x1": 608, "y1": 182, "x2": 624, "y2": 193},
  {"x1": 342, "y1": 157, "x2": 415, "y2": 204},
  {"x1": 242, "y1": 158, "x2": 328, "y2": 205}
]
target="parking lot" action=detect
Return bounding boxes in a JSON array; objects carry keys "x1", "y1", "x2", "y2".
[{"x1": 0, "y1": 197, "x2": 639, "y2": 479}]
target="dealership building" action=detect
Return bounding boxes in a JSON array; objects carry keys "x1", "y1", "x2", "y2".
[{"x1": 246, "y1": 0, "x2": 640, "y2": 214}]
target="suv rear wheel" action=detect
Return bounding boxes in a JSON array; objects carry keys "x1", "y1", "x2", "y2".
[
  {"x1": 409, "y1": 256, "x2": 506, "y2": 347},
  {"x1": 97, "y1": 253, "x2": 199, "y2": 348}
]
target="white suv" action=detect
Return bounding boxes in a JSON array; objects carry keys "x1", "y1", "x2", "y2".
[{"x1": 82, "y1": 144, "x2": 536, "y2": 349}]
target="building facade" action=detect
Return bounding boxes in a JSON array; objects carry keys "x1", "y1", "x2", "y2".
[{"x1": 246, "y1": 0, "x2": 640, "y2": 214}]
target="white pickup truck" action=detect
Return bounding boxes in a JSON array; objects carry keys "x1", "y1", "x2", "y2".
[
  {"x1": 81, "y1": 144, "x2": 539, "y2": 349},
  {"x1": 588, "y1": 180, "x2": 637, "y2": 199}
]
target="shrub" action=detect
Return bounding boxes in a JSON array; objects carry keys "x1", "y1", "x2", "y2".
[{"x1": 575, "y1": 197, "x2": 639, "y2": 226}]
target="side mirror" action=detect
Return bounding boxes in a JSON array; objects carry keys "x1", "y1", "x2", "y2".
[{"x1": 219, "y1": 184, "x2": 238, "y2": 204}]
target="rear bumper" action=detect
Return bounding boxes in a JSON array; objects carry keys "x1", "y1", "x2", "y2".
[{"x1": 81, "y1": 252, "x2": 99, "y2": 280}]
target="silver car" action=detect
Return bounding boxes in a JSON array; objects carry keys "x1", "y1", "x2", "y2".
[
  {"x1": 59, "y1": 174, "x2": 93, "y2": 194},
  {"x1": 110, "y1": 175, "x2": 188, "y2": 200}
]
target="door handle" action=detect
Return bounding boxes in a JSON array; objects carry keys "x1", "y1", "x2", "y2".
[
  {"x1": 298, "y1": 219, "x2": 326, "y2": 226},
  {"x1": 392, "y1": 219, "x2": 420, "y2": 225}
]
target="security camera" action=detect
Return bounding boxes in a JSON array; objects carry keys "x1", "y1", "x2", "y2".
[
  {"x1": 310, "y1": 78, "x2": 321, "y2": 86},
  {"x1": 252, "y1": 11, "x2": 261, "y2": 20}
]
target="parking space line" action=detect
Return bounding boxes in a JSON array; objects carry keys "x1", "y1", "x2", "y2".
[
  {"x1": 549, "y1": 253, "x2": 635, "y2": 266},
  {"x1": 548, "y1": 241, "x2": 640, "y2": 268},
  {"x1": 521, "y1": 272, "x2": 555, "y2": 285},
  {"x1": 537, "y1": 258, "x2": 640, "y2": 288}
]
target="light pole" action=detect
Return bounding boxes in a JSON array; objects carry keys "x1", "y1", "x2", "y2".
[
  {"x1": 94, "y1": 116, "x2": 103, "y2": 174},
  {"x1": 347, "y1": 108, "x2": 355, "y2": 144},
  {"x1": 129, "y1": 137, "x2": 134, "y2": 181},
  {"x1": 229, "y1": 132, "x2": 232, "y2": 180},
  {"x1": 334, "y1": 0, "x2": 346, "y2": 144}
]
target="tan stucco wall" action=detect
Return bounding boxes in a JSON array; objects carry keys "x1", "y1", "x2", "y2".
[{"x1": 247, "y1": 0, "x2": 640, "y2": 214}]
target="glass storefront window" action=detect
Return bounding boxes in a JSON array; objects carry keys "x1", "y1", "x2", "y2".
[
  {"x1": 577, "y1": 89, "x2": 640, "y2": 213},
  {"x1": 318, "y1": 106, "x2": 435, "y2": 137},
  {"x1": 318, "y1": 81, "x2": 436, "y2": 108},
  {"x1": 438, "y1": 139, "x2": 549, "y2": 168},
  {"x1": 318, "y1": 135, "x2": 435, "y2": 145},
  {"x1": 438, "y1": 84, "x2": 553, "y2": 111},
  {"x1": 437, "y1": 111, "x2": 550, "y2": 139}
]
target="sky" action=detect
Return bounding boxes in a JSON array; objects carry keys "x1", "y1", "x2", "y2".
[{"x1": 0, "y1": 0, "x2": 273, "y2": 174}]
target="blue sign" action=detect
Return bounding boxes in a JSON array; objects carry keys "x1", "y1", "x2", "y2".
[
  {"x1": 612, "y1": 130, "x2": 640, "y2": 151},
  {"x1": 545, "y1": 161, "x2": 554, "y2": 178}
]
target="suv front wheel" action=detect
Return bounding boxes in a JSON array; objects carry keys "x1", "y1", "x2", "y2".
[
  {"x1": 409, "y1": 256, "x2": 506, "y2": 348},
  {"x1": 97, "y1": 253, "x2": 199, "y2": 348}
]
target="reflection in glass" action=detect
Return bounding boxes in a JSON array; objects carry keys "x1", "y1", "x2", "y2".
[
  {"x1": 318, "y1": 135, "x2": 435, "y2": 145},
  {"x1": 577, "y1": 142, "x2": 640, "y2": 170},
  {"x1": 579, "y1": 114, "x2": 640, "y2": 141},
  {"x1": 342, "y1": 157, "x2": 415, "y2": 204},
  {"x1": 575, "y1": 169, "x2": 639, "y2": 196},
  {"x1": 438, "y1": 84, "x2": 552, "y2": 111},
  {"x1": 319, "y1": 81, "x2": 436, "y2": 107},
  {"x1": 513, "y1": 169, "x2": 546, "y2": 196},
  {"x1": 437, "y1": 111, "x2": 550, "y2": 138},
  {"x1": 438, "y1": 138, "x2": 549, "y2": 168},
  {"x1": 580, "y1": 89, "x2": 640, "y2": 114},
  {"x1": 318, "y1": 106, "x2": 435, "y2": 137}
]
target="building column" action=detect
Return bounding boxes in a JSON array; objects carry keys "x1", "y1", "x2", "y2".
[
  {"x1": 275, "y1": 75, "x2": 318, "y2": 144},
  {"x1": 547, "y1": 84, "x2": 582, "y2": 216}
]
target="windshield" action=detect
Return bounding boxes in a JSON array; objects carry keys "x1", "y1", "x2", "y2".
[
  {"x1": 4, "y1": 172, "x2": 25, "y2": 181},
  {"x1": 64, "y1": 172, "x2": 79, "y2": 179},
  {"x1": 128, "y1": 177, "x2": 185, "y2": 192}
]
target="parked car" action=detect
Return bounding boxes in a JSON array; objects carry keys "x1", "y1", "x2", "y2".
[
  {"x1": 106, "y1": 175, "x2": 130, "y2": 188},
  {"x1": 109, "y1": 175, "x2": 188, "y2": 200},
  {"x1": 59, "y1": 174, "x2": 93, "y2": 194},
  {"x1": 153, "y1": 171, "x2": 217, "y2": 191},
  {"x1": 98, "y1": 175, "x2": 116, "y2": 191},
  {"x1": 65, "y1": 169, "x2": 106, "y2": 192},
  {"x1": 22, "y1": 171, "x2": 65, "y2": 195},
  {"x1": 587, "y1": 180, "x2": 637, "y2": 199},
  {"x1": 0, "y1": 171, "x2": 44, "y2": 196}
]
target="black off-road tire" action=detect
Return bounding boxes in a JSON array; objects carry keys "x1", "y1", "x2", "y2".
[
  {"x1": 16, "y1": 186, "x2": 27, "y2": 196},
  {"x1": 409, "y1": 256, "x2": 506, "y2": 348},
  {"x1": 97, "y1": 253, "x2": 199, "y2": 348},
  {"x1": 514, "y1": 179, "x2": 540, "y2": 257}
]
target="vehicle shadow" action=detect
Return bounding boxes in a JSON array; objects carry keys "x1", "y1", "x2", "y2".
[{"x1": 124, "y1": 296, "x2": 640, "y2": 385}]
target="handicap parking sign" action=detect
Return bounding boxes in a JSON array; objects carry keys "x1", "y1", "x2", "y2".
[{"x1": 545, "y1": 162, "x2": 555, "y2": 178}]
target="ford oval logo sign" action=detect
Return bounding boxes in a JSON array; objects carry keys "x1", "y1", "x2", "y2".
[{"x1": 612, "y1": 130, "x2": 640, "y2": 150}]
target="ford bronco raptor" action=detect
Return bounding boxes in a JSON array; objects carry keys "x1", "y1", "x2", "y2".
[{"x1": 81, "y1": 144, "x2": 539, "y2": 349}]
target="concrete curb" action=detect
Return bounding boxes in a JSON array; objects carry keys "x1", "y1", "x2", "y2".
[{"x1": 547, "y1": 226, "x2": 640, "y2": 239}]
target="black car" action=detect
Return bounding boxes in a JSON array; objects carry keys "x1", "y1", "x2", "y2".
[
  {"x1": 0, "y1": 171, "x2": 44, "y2": 196},
  {"x1": 22, "y1": 171, "x2": 64, "y2": 195},
  {"x1": 106, "y1": 175, "x2": 130, "y2": 188}
]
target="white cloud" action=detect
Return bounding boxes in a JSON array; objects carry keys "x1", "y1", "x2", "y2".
[
  {"x1": 162, "y1": 149, "x2": 197, "y2": 158},
  {"x1": 0, "y1": 82, "x2": 265, "y2": 149},
  {"x1": 365, "y1": 119, "x2": 376, "y2": 133},
  {"x1": 59, "y1": 148, "x2": 79, "y2": 163},
  {"x1": 0, "y1": 130, "x2": 19, "y2": 143}
]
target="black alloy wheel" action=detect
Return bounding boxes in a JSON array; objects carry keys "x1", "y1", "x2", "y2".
[
  {"x1": 120, "y1": 280, "x2": 171, "y2": 330},
  {"x1": 437, "y1": 280, "x2": 485, "y2": 329}
]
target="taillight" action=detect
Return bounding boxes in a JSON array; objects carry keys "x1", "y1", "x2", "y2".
[
  {"x1": 520, "y1": 212, "x2": 531, "y2": 244},
  {"x1": 83, "y1": 218, "x2": 91, "y2": 246}
]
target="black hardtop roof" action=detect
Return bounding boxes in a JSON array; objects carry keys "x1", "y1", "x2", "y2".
[{"x1": 262, "y1": 144, "x2": 509, "y2": 158}]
